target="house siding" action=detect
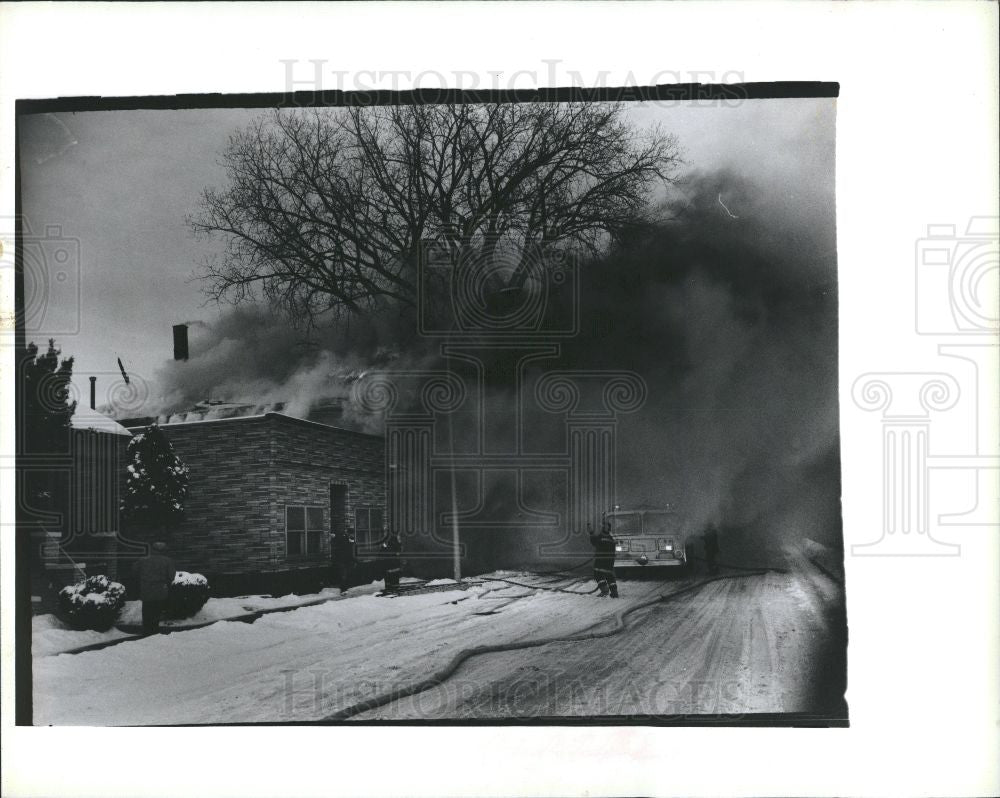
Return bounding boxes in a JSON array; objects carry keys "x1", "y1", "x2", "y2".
[
  {"x1": 123, "y1": 414, "x2": 386, "y2": 596},
  {"x1": 271, "y1": 418, "x2": 386, "y2": 553}
]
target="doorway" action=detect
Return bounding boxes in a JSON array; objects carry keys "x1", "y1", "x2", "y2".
[{"x1": 330, "y1": 483, "x2": 347, "y2": 539}]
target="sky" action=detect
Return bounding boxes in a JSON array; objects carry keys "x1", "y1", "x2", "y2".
[{"x1": 17, "y1": 98, "x2": 836, "y2": 409}]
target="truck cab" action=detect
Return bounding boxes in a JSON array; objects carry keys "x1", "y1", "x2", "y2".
[{"x1": 606, "y1": 506, "x2": 688, "y2": 572}]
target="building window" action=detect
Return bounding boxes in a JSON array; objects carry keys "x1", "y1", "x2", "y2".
[
  {"x1": 354, "y1": 506, "x2": 384, "y2": 547},
  {"x1": 286, "y1": 506, "x2": 324, "y2": 556}
]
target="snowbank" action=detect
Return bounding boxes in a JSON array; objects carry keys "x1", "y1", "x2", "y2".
[
  {"x1": 35, "y1": 584, "x2": 388, "y2": 655},
  {"x1": 115, "y1": 588, "x2": 347, "y2": 630},
  {"x1": 32, "y1": 615, "x2": 131, "y2": 658}
]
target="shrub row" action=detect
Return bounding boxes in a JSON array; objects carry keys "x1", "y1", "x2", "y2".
[{"x1": 57, "y1": 571, "x2": 211, "y2": 630}]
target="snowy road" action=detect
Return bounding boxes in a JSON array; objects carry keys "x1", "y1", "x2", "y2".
[
  {"x1": 353, "y1": 569, "x2": 846, "y2": 719},
  {"x1": 32, "y1": 543, "x2": 845, "y2": 725},
  {"x1": 357, "y1": 573, "x2": 848, "y2": 719}
]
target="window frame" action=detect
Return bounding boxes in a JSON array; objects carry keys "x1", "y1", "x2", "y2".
[
  {"x1": 285, "y1": 504, "x2": 325, "y2": 558},
  {"x1": 353, "y1": 506, "x2": 385, "y2": 548}
]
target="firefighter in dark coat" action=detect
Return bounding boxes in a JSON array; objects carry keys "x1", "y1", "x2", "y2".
[
  {"x1": 331, "y1": 526, "x2": 356, "y2": 593},
  {"x1": 380, "y1": 529, "x2": 403, "y2": 593},
  {"x1": 589, "y1": 520, "x2": 619, "y2": 598},
  {"x1": 131, "y1": 541, "x2": 176, "y2": 635}
]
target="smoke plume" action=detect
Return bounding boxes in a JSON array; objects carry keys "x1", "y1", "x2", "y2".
[
  {"x1": 559, "y1": 165, "x2": 840, "y2": 553},
  {"x1": 147, "y1": 304, "x2": 431, "y2": 430},
  {"x1": 144, "y1": 163, "x2": 841, "y2": 568}
]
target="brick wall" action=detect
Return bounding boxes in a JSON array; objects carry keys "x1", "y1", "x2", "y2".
[
  {"x1": 270, "y1": 415, "x2": 386, "y2": 561},
  {"x1": 123, "y1": 414, "x2": 386, "y2": 594},
  {"x1": 135, "y1": 416, "x2": 274, "y2": 578}
]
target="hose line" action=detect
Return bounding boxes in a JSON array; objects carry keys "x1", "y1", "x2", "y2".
[{"x1": 326, "y1": 569, "x2": 774, "y2": 720}]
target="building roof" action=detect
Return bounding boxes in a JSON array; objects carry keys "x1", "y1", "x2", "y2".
[
  {"x1": 71, "y1": 407, "x2": 133, "y2": 437},
  {"x1": 125, "y1": 411, "x2": 383, "y2": 439}
]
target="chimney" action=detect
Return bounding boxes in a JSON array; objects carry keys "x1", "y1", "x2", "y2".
[
  {"x1": 173, "y1": 323, "x2": 189, "y2": 361},
  {"x1": 89, "y1": 376, "x2": 96, "y2": 410}
]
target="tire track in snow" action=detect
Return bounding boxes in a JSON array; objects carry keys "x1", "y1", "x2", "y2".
[{"x1": 333, "y1": 571, "x2": 772, "y2": 720}]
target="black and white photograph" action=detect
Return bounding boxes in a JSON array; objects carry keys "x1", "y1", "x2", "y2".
[
  {"x1": 2, "y1": 3, "x2": 998, "y2": 798},
  {"x1": 15, "y1": 88, "x2": 846, "y2": 725}
]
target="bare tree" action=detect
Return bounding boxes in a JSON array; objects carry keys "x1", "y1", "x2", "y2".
[{"x1": 191, "y1": 102, "x2": 681, "y2": 322}]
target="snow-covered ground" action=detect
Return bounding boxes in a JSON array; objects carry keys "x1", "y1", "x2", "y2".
[
  {"x1": 34, "y1": 573, "x2": 677, "y2": 725},
  {"x1": 115, "y1": 588, "x2": 343, "y2": 629},
  {"x1": 33, "y1": 583, "x2": 391, "y2": 657},
  {"x1": 32, "y1": 615, "x2": 132, "y2": 658},
  {"x1": 357, "y1": 571, "x2": 830, "y2": 719}
]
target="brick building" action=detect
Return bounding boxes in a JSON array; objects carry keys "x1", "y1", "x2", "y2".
[{"x1": 124, "y1": 412, "x2": 387, "y2": 595}]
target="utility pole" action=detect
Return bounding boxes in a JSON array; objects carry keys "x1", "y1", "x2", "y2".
[{"x1": 447, "y1": 358, "x2": 461, "y2": 582}]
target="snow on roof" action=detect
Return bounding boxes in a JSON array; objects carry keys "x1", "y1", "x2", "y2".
[
  {"x1": 124, "y1": 411, "x2": 383, "y2": 439},
  {"x1": 70, "y1": 407, "x2": 133, "y2": 437}
]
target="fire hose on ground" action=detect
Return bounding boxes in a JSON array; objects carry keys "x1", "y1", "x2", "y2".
[
  {"x1": 468, "y1": 554, "x2": 788, "y2": 595},
  {"x1": 465, "y1": 575, "x2": 600, "y2": 595},
  {"x1": 325, "y1": 567, "x2": 778, "y2": 720}
]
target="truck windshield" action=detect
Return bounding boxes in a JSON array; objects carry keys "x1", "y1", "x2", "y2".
[
  {"x1": 609, "y1": 513, "x2": 641, "y2": 536},
  {"x1": 643, "y1": 512, "x2": 681, "y2": 537}
]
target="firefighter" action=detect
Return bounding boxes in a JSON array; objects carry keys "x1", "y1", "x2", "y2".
[
  {"x1": 132, "y1": 541, "x2": 176, "y2": 635},
  {"x1": 331, "y1": 525, "x2": 356, "y2": 593},
  {"x1": 380, "y1": 529, "x2": 402, "y2": 593},
  {"x1": 703, "y1": 525, "x2": 720, "y2": 574},
  {"x1": 589, "y1": 520, "x2": 619, "y2": 598}
]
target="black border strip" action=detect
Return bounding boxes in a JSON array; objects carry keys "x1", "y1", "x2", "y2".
[
  {"x1": 16, "y1": 82, "x2": 838, "y2": 115},
  {"x1": 14, "y1": 108, "x2": 32, "y2": 727},
  {"x1": 122, "y1": 712, "x2": 849, "y2": 728}
]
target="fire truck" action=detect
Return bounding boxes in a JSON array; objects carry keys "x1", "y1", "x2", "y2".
[{"x1": 605, "y1": 504, "x2": 689, "y2": 573}]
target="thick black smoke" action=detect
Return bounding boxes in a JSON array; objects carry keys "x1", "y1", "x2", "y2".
[
  {"x1": 400, "y1": 164, "x2": 842, "y2": 572},
  {"x1": 558, "y1": 166, "x2": 840, "y2": 553},
  {"x1": 459, "y1": 165, "x2": 841, "y2": 569},
  {"x1": 147, "y1": 163, "x2": 841, "y2": 570}
]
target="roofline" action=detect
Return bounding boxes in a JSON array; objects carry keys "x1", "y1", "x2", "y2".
[
  {"x1": 607, "y1": 507, "x2": 679, "y2": 514},
  {"x1": 125, "y1": 411, "x2": 383, "y2": 439},
  {"x1": 265, "y1": 412, "x2": 383, "y2": 439},
  {"x1": 126, "y1": 414, "x2": 269, "y2": 432}
]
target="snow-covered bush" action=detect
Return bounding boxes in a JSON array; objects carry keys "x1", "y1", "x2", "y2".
[
  {"x1": 165, "y1": 571, "x2": 210, "y2": 619},
  {"x1": 58, "y1": 575, "x2": 127, "y2": 631}
]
